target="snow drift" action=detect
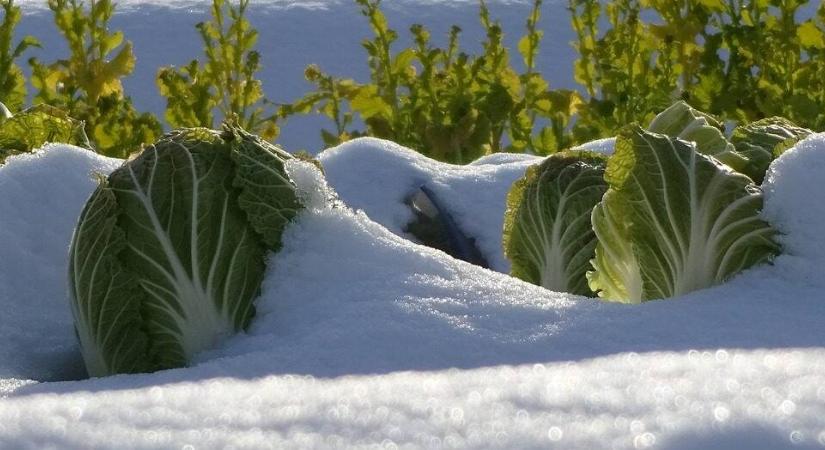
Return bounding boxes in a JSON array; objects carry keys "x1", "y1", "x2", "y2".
[{"x1": 0, "y1": 135, "x2": 824, "y2": 448}]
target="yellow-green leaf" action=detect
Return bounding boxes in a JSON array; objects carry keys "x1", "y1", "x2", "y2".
[{"x1": 798, "y1": 21, "x2": 825, "y2": 49}]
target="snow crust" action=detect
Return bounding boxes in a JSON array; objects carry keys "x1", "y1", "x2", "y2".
[
  {"x1": 285, "y1": 159, "x2": 333, "y2": 211},
  {"x1": 763, "y1": 133, "x2": 825, "y2": 269},
  {"x1": 3, "y1": 351, "x2": 825, "y2": 450},
  {"x1": 0, "y1": 146, "x2": 121, "y2": 382},
  {"x1": 0, "y1": 137, "x2": 824, "y2": 448},
  {"x1": 318, "y1": 138, "x2": 541, "y2": 272},
  {"x1": 572, "y1": 136, "x2": 617, "y2": 155}
]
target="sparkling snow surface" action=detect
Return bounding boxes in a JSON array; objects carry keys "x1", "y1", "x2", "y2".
[{"x1": 0, "y1": 135, "x2": 824, "y2": 448}]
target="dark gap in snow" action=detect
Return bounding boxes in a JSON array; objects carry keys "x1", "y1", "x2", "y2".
[{"x1": 405, "y1": 185, "x2": 489, "y2": 268}]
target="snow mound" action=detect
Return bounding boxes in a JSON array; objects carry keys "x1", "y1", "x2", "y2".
[
  {"x1": 0, "y1": 146, "x2": 121, "y2": 381},
  {"x1": 3, "y1": 350, "x2": 825, "y2": 449},
  {"x1": 318, "y1": 137, "x2": 541, "y2": 271},
  {"x1": 763, "y1": 133, "x2": 825, "y2": 263},
  {"x1": 0, "y1": 137, "x2": 823, "y2": 448},
  {"x1": 572, "y1": 136, "x2": 616, "y2": 155},
  {"x1": 285, "y1": 159, "x2": 334, "y2": 211}
]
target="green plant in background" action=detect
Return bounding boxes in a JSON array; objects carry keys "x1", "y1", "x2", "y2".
[
  {"x1": 568, "y1": 0, "x2": 825, "y2": 143},
  {"x1": 157, "y1": 0, "x2": 279, "y2": 141},
  {"x1": 283, "y1": 0, "x2": 824, "y2": 162},
  {"x1": 0, "y1": 0, "x2": 39, "y2": 112},
  {"x1": 510, "y1": 0, "x2": 581, "y2": 155},
  {"x1": 3, "y1": 0, "x2": 824, "y2": 165},
  {"x1": 28, "y1": 0, "x2": 161, "y2": 158},
  {"x1": 283, "y1": 0, "x2": 577, "y2": 163},
  {"x1": 0, "y1": 104, "x2": 89, "y2": 163},
  {"x1": 279, "y1": 64, "x2": 364, "y2": 147},
  {"x1": 568, "y1": 0, "x2": 681, "y2": 143}
]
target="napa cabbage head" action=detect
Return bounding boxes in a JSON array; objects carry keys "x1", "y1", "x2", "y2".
[
  {"x1": 68, "y1": 124, "x2": 305, "y2": 377},
  {"x1": 587, "y1": 126, "x2": 780, "y2": 303},
  {"x1": 503, "y1": 151, "x2": 608, "y2": 295}
]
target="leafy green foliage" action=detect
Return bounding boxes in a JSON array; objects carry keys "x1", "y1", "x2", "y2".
[
  {"x1": 568, "y1": 0, "x2": 825, "y2": 143},
  {"x1": 587, "y1": 126, "x2": 780, "y2": 303},
  {"x1": 647, "y1": 101, "x2": 752, "y2": 178},
  {"x1": 157, "y1": 0, "x2": 279, "y2": 141},
  {"x1": 68, "y1": 124, "x2": 306, "y2": 377},
  {"x1": 730, "y1": 117, "x2": 813, "y2": 184},
  {"x1": 0, "y1": 0, "x2": 39, "y2": 112},
  {"x1": 285, "y1": 0, "x2": 825, "y2": 162},
  {"x1": 282, "y1": 0, "x2": 579, "y2": 163},
  {"x1": 0, "y1": 104, "x2": 89, "y2": 163},
  {"x1": 28, "y1": 0, "x2": 161, "y2": 158},
  {"x1": 4, "y1": 0, "x2": 822, "y2": 167},
  {"x1": 503, "y1": 151, "x2": 607, "y2": 295}
]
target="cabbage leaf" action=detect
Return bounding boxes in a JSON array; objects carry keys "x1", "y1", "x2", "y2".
[
  {"x1": 647, "y1": 101, "x2": 754, "y2": 178},
  {"x1": 69, "y1": 125, "x2": 303, "y2": 376},
  {"x1": 503, "y1": 151, "x2": 607, "y2": 295},
  {"x1": 587, "y1": 126, "x2": 780, "y2": 303},
  {"x1": 730, "y1": 117, "x2": 812, "y2": 183}
]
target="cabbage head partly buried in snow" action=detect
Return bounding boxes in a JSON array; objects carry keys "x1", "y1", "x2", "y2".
[
  {"x1": 68, "y1": 125, "x2": 304, "y2": 377},
  {"x1": 587, "y1": 126, "x2": 780, "y2": 303},
  {"x1": 503, "y1": 151, "x2": 608, "y2": 295}
]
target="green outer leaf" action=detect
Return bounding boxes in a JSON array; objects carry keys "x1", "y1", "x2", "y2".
[
  {"x1": 0, "y1": 105, "x2": 90, "y2": 164},
  {"x1": 648, "y1": 101, "x2": 751, "y2": 178},
  {"x1": 227, "y1": 125, "x2": 302, "y2": 252},
  {"x1": 503, "y1": 151, "x2": 608, "y2": 295},
  {"x1": 68, "y1": 180, "x2": 150, "y2": 377},
  {"x1": 108, "y1": 128, "x2": 266, "y2": 370},
  {"x1": 588, "y1": 191, "x2": 643, "y2": 301},
  {"x1": 730, "y1": 117, "x2": 812, "y2": 184},
  {"x1": 588, "y1": 126, "x2": 780, "y2": 303},
  {"x1": 69, "y1": 125, "x2": 307, "y2": 376}
]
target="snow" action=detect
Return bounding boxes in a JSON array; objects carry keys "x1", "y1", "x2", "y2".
[
  {"x1": 0, "y1": 146, "x2": 122, "y2": 382},
  {"x1": 3, "y1": 351, "x2": 825, "y2": 450},
  {"x1": 317, "y1": 138, "x2": 541, "y2": 272},
  {"x1": 3, "y1": 1, "x2": 824, "y2": 446},
  {"x1": 285, "y1": 159, "x2": 334, "y2": 211},
  {"x1": 763, "y1": 133, "x2": 825, "y2": 268},
  {"x1": 0, "y1": 135, "x2": 824, "y2": 448},
  {"x1": 572, "y1": 137, "x2": 617, "y2": 155}
]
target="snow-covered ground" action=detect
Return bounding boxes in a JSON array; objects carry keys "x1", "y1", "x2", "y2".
[
  {"x1": 1, "y1": 133, "x2": 824, "y2": 448},
  {"x1": 4, "y1": 2, "x2": 825, "y2": 448}
]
